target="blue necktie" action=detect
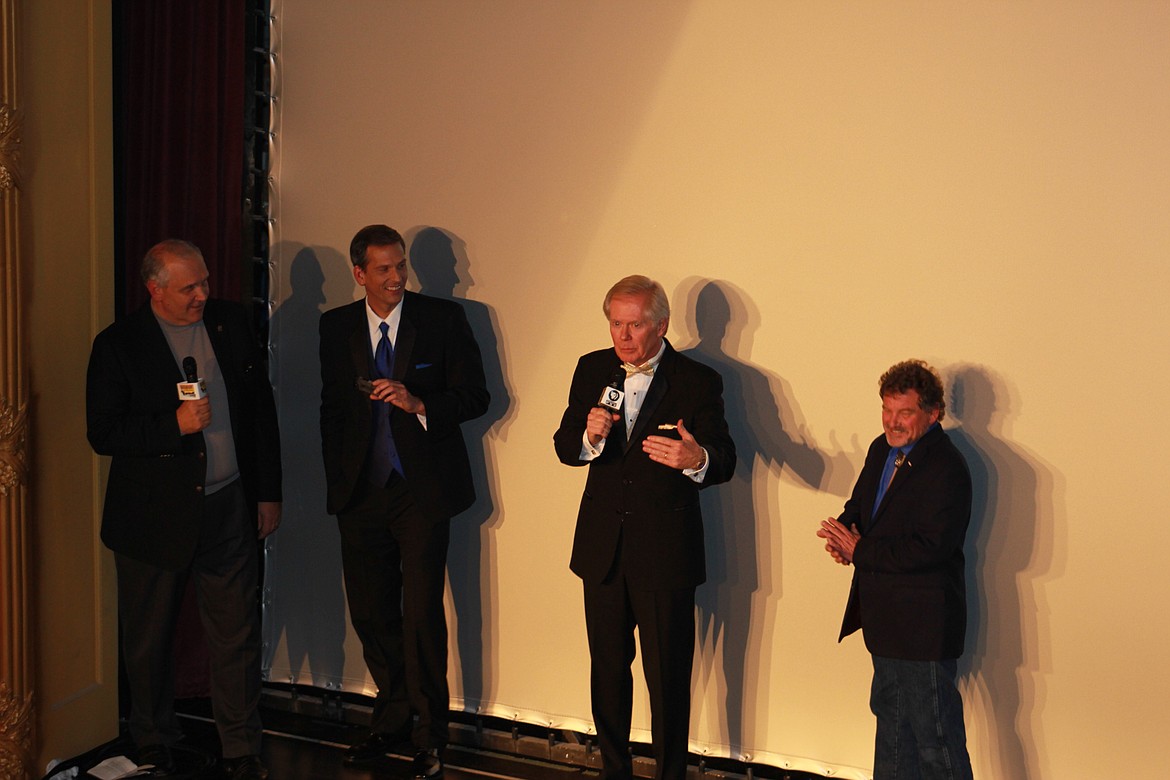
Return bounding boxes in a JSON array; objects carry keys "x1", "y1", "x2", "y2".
[
  {"x1": 369, "y1": 322, "x2": 403, "y2": 483},
  {"x1": 873, "y1": 448, "x2": 904, "y2": 512}
]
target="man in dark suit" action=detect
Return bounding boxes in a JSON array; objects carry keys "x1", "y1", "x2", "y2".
[
  {"x1": 86, "y1": 239, "x2": 281, "y2": 780},
  {"x1": 319, "y1": 224, "x2": 489, "y2": 777},
  {"x1": 553, "y1": 275, "x2": 735, "y2": 780},
  {"x1": 818, "y1": 359, "x2": 974, "y2": 780}
]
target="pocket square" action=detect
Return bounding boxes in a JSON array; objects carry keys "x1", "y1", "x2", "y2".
[{"x1": 414, "y1": 362, "x2": 433, "y2": 370}]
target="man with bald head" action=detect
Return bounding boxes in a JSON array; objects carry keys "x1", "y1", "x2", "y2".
[{"x1": 87, "y1": 239, "x2": 282, "y2": 780}]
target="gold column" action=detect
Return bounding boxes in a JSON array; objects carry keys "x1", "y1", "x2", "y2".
[{"x1": 0, "y1": 0, "x2": 34, "y2": 776}]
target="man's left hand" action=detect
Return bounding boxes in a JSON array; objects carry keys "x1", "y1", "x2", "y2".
[
  {"x1": 258, "y1": 501, "x2": 282, "y2": 539},
  {"x1": 643, "y1": 418, "x2": 705, "y2": 472}
]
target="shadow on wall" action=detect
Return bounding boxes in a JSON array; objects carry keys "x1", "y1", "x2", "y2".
[
  {"x1": 947, "y1": 363, "x2": 1059, "y2": 780},
  {"x1": 405, "y1": 226, "x2": 514, "y2": 708},
  {"x1": 263, "y1": 243, "x2": 357, "y2": 689},
  {"x1": 675, "y1": 278, "x2": 859, "y2": 754}
]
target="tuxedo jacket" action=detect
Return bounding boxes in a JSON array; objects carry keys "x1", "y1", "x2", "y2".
[
  {"x1": 837, "y1": 424, "x2": 972, "y2": 661},
  {"x1": 553, "y1": 341, "x2": 736, "y2": 591},
  {"x1": 86, "y1": 300, "x2": 282, "y2": 571},
  {"x1": 318, "y1": 293, "x2": 489, "y2": 520}
]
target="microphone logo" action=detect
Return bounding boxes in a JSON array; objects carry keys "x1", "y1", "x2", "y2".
[
  {"x1": 177, "y1": 355, "x2": 207, "y2": 400},
  {"x1": 597, "y1": 369, "x2": 625, "y2": 412}
]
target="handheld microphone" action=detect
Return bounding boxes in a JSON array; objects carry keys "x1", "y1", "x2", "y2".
[
  {"x1": 597, "y1": 368, "x2": 625, "y2": 413},
  {"x1": 177, "y1": 356, "x2": 207, "y2": 400}
]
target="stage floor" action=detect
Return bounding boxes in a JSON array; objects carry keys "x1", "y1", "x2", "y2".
[{"x1": 44, "y1": 692, "x2": 826, "y2": 780}]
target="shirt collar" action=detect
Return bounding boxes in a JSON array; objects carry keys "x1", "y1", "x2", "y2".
[{"x1": 365, "y1": 298, "x2": 402, "y2": 343}]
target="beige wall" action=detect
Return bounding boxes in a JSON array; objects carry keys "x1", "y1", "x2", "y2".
[
  {"x1": 267, "y1": 1, "x2": 1170, "y2": 778},
  {"x1": 20, "y1": 0, "x2": 118, "y2": 771},
  {"x1": 14, "y1": 0, "x2": 1169, "y2": 776}
]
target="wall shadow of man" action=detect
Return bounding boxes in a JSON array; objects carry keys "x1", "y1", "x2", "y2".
[
  {"x1": 947, "y1": 363, "x2": 1057, "y2": 780},
  {"x1": 405, "y1": 226, "x2": 513, "y2": 708},
  {"x1": 263, "y1": 244, "x2": 355, "y2": 690},
  {"x1": 676, "y1": 278, "x2": 856, "y2": 752}
]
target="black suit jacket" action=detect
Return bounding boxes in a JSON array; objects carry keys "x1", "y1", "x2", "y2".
[
  {"x1": 553, "y1": 341, "x2": 736, "y2": 590},
  {"x1": 86, "y1": 300, "x2": 282, "y2": 571},
  {"x1": 837, "y1": 424, "x2": 972, "y2": 660},
  {"x1": 318, "y1": 292, "x2": 489, "y2": 520}
]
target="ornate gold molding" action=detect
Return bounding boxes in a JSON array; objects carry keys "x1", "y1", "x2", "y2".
[
  {"x1": 0, "y1": 683, "x2": 33, "y2": 779},
  {"x1": 1, "y1": 0, "x2": 33, "y2": 773},
  {"x1": 0, "y1": 395, "x2": 27, "y2": 496},
  {"x1": 0, "y1": 103, "x2": 18, "y2": 192}
]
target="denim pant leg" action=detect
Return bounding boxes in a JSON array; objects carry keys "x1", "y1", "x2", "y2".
[{"x1": 870, "y1": 656, "x2": 973, "y2": 780}]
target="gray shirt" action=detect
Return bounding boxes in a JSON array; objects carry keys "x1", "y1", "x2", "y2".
[{"x1": 157, "y1": 315, "x2": 239, "y2": 493}]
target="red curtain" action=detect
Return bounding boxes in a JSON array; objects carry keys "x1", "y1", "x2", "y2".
[
  {"x1": 118, "y1": 0, "x2": 246, "y2": 311},
  {"x1": 115, "y1": 0, "x2": 248, "y2": 699}
]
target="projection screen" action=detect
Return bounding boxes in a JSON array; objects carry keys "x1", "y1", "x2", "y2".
[{"x1": 261, "y1": 2, "x2": 1170, "y2": 778}]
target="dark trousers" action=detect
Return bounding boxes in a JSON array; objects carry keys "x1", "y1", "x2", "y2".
[
  {"x1": 115, "y1": 479, "x2": 262, "y2": 759},
  {"x1": 583, "y1": 546, "x2": 696, "y2": 780},
  {"x1": 870, "y1": 656, "x2": 973, "y2": 780},
  {"x1": 337, "y1": 473, "x2": 451, "y2": 750}
]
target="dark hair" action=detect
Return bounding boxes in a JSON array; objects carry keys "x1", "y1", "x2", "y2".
[
  {"x1": 879, "y1": 359, "x2": 946, "y2": 421},
  {"x1": 349, "y1": 224, "x2": 406, "y2": 268},
  {"x1": 140, "y1": 239, "x2": 203, "y2": 285}
]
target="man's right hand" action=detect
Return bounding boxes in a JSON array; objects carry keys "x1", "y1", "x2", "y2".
[
  {"x1": 177, "y1": 397, "x2": 212, "y2": 434},
  {"x1": 586, "y1": 406, "x2": 620, "y2": 447}
]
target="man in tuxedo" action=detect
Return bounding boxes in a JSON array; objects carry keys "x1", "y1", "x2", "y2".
[
  {"x1": 86, "y1": 239, "x2": 281, "y2": 780},
  {"x1": 319, "y1": 224, "x2": 489, "y2": 777},
  {"x1": 818, "y1": 359, "x2": 974, "y2": 780},
  {"x1": 553, "y1": 275, "x2": 735, "y2": 780}
]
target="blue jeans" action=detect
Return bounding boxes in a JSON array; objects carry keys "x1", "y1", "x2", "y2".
[{"x1": 870, "y1": 656, "x2": 973, "y2": 780}]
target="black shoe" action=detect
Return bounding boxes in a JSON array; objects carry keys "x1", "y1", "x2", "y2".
[
  {"x1": 344, "y1": 730, "x2": 406, "y2": 765},
  {"x1": 223, "y1": 754, "x2": 268, "y2": 780},
  {"x1": 412, "y1": 749, "x2": 443, "y2": 779},
  {"x1": 137, "y1": 744, "x2": 176, "y2": 776}
]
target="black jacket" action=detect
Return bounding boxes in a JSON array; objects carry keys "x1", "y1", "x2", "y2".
[
  {"x1": 318, "y1": 292, "x2": 489, "y2": 520},
  {"x1": 86, "y1": 300, "x2": 282, "y2": 570},
  {"x1": 553, "y1": 341, "x2": 736, "y2": 590},
  {"x1": 837, "y1": 424, "x2": 972, "y2": 660}
]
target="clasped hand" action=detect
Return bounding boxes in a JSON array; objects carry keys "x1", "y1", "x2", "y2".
[
  {"x1": 817, "y1": 517, "x2": 860, "y2": 566},
  {"x1": 369, "y1": 378, "x2": 425, "y2": 416}
]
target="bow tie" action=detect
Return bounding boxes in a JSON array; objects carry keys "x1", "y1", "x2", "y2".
[{"x1": 622, "y1": 361, "x2": 656, "y2": 377}]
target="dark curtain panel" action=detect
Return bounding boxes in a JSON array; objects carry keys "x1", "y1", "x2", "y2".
[
  {"x1": 113, "y1": 0, "x2": 248, "y2": 702},
  {"x1": 116, "y1": 0, "x2": 246, "y2": 313}
]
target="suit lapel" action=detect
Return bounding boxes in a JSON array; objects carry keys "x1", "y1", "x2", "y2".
[
  {"x1": 347, "y1": 301, "x2": 372, "y2": 378},
  {"x1": 883, "y1": 456, "x2": 913, "y2": 506},
  {"x1": 871, "y1": 467, "x2": 905, "y2": 524},
  {"x1": 871, "y1": 459, "x2": 910, "y2": 526},
  {"x1": 612, "y1": 410, "x2": 628, "y2": 445},
  {"x1": 622, "y1": 343, "x2": 673, "y2": 454},
  {"x1": 133, "y1": 306, "x2": 184, "y2": 383},
  {"x1": 869, "y1": 427, "x2": 940, "y2": 525},
  {"x1": 393, "y1": 294, "x2": 416, "y2": 381}
]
